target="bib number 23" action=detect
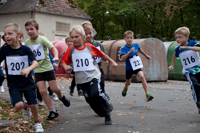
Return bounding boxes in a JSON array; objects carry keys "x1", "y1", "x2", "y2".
[{"x1": 129, "y1": 56, "x2": 143, "y2": 70}]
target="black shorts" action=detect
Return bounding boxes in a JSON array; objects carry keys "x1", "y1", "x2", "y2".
[
  {"x1": 34, "y1": 70, "x2": 56, "y2": 83},
  {"x1": 9, "y1": 84, "x2": 37, "y2": 106},
  {"x1": 126, "y1": 69, "x2": 142, "y2": 79}
]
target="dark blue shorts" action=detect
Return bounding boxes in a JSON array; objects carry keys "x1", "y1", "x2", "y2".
[
  {"x1": 126, "y1": 69, "x2": 142, "y2": 79},
  {"x1": 9, "y1": 84, "x2": 37, "y2": 106}
]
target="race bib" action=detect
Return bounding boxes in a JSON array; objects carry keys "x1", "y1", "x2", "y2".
[
  {"x1": 6, "y1": 56, "x2": 29, "y2": 75},
  {"x1": 179, "y1": 50, "x2": 200, "y2": 69},
  {"x1": 28, "y1": 44, "x2": 45, "y2": 61},
  {"x1": 129, "y1": 56, "x2": 143, "y2": 70},
  {"x1": 72, "y1": 53, "x2": 94, "y2": 72},
  {"x1": 94, "y1": 46, "x2": 102, "y2": 63}
]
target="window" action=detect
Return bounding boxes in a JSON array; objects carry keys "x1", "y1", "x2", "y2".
[{"x1": 56, "y1": 22, "x2": 70, "y2": 34}]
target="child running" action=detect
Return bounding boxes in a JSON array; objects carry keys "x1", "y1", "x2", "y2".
[
  {"x1": 81, "y1": 21, "x2": 109, "y2": 97},
  {"x1": 120, "y1": 30, "x2": 154, "y2": 102},
  {"x1": 169, "y1": 27, "x2": 200, "y2": 114},
  {"x1": 24, "y1": 19, "x2": 70, "y2": 120},
  {"x1": 0, "y1": 23, "x2": 44, "y2": 132},
  {"x1": 61, "y1": 25, "x2": 117, "y2": 125},
  {"x1": 58, "y1": 36, "x2": 82, "y2": 96}
]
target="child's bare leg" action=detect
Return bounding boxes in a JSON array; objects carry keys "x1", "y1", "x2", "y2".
[
  {"x1": 122, "y1": 79, "x2": 131, "y2": 96},
  {"x1": 48, "y1": 80, "x2": 62, "y2": 98},
  {"x1": 124, "y1": 79, "x2": 131, "y2": 90},
  {"x1": 15, "y1": 101, "x2": 25, "y2": 111},
  {"x1": 29, "y1": 104, "x2": 39, "y2": 121},
  {"x1": 137, "y1": 71, "x2": 148, "y2": 95},
  {"x1": 36, "y1": 81, "x2": 54, "y2": 109},
  {"x1": 48, "y1": 80, "x2": 70, "y2": 107}
]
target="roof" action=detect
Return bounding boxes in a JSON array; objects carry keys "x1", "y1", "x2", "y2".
[{"x1": 0, "y1": 0, "x2": 91, "y2": 19}]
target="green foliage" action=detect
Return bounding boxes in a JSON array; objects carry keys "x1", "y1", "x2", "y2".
[{"x1": 74, "y1": 0, "x2": 200, "y2": 41}]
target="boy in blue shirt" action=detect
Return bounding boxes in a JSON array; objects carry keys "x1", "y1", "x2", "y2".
[
  {"x1": 169, "y1": 27, "x2": 200, "y2": 114},
  {"x1": 120, "y1": 30, "x2": 154, "y2": 102}
]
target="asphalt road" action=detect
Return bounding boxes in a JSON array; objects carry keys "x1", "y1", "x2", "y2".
[{"x1": 1, "y1": 79, "x2": 200, "y2": 133}]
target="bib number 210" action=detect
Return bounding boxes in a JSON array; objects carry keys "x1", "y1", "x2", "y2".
[{"x1": 76, "y1": 59, "x2": 89, "y2": 67}]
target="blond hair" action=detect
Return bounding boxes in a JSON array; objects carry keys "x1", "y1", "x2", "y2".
[
  {"x1": 69, "y1": 25, "x2": 85, "y2": 36},
  {"x1": 174, "y1": 27, "x2": 190, "y2": 36},
  {"x1": 65, "y1": 36, "x2": 71, "y2": 43},
  {"x1": 25, "y1": 19, "x2": 39, "y2": 30},
  {"x1": 81, "y1": 21, "x2": 93, "y2": 31},
  {"x1": 4, "y1": 23, "x2": 20, "y2": 33},
  {"x1": 38, "y1": 32, "x2": 46, "y2": 37}
]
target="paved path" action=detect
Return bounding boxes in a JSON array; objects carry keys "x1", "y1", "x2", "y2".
[{"x1": 1, "y1": 80, "x2": 200, "y2": 133}]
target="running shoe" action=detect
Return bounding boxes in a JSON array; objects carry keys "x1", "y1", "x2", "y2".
[
  {"x1": 146, "y1": 94, "x2": 154, "y2": 102},
  {"x1": 34, "y1": 122, "x2": 44, "y2": 132},
  {"x1": 105, "y1": 114, "x2": 112, "y2": 125},
  {"x1": 46, "y1": 110, "x2": 59, "y2": 120},
  {"x1": 122, "y1": 87, "x2": 127, "y2": 97},
  {"x1": 60, "y1": 95, "x2": 70, "y2": 107},
  {"x1": 49, "y1": 93, "x2": 59, "y2": 101},
  {"x1": 23, "y1": 107, "x2": 32, "y2": 120}
]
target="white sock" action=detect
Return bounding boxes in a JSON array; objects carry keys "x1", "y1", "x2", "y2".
[{"x1": 50, "y1": 108, "x2": 56, "y2": 112}]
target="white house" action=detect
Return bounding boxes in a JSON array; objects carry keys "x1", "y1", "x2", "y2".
[{"x1": 0, "y1": 0, "x2": 91, "y2": 46}]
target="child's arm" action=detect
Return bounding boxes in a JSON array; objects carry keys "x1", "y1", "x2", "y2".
[
  {"x1": 101, "y1": 54, "x2": 117, "y2": 68},
  {"x1": 50, "y1": 47, "x2": 59, "y2": 61},
  {"x1": 49, "y1": 52, "x2": 58, "y2": 70},
  {"x1": 61, "y1": 63, "x2": 73, "y2": 72},
  {"x1": 168, "y1": 54, "x2": 177, "y2": 71},
  {"x1": 179, "y1": 46, "x2": 200, "y2": 51},
  {"x1": 120, "y1": 47, "x2": 135, "y2": 61},
  {"x1": 138, "y1": 49, "x2": 151, "y2": 60},
  {"x1": 57, "y1": 51, "x2": 66, "y2": 67},
  {"x1": 21, "y1": 60, "x2": 38, "y2": 78}
]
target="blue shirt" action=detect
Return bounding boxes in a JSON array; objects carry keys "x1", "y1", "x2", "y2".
[
  {"x1": 175, "y1": 40, "x2": 200, "y2": 75},
  {"x1": 120, "y1": 43, "x2": 140, "y2": 70}
]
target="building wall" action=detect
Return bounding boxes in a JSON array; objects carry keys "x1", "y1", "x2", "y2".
[
  {"x1": 34, "y1": 12, "x2": 88, "y2": 41},
  {"x1": 0, "y1": 12, "x2": 89, "y2": 46},
  {"x1": 0, "y1": 13, "x2": 29, "y2": 46}
]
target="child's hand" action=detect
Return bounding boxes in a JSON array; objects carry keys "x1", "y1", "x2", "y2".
[
  {"x1": 105, "y1": 60, "x2": 109, "y2": 67},
  {"x1": 179, "y1": 46, "x2": 186, "y2": 50},
  {"x1": 146, "y1": 55, "x2": 151, "y2": 60},
  {"x1": 64, "y1": 65, "x2": 73, "y2": 71},
  {"x1": 21, "y1": 68, "x2": 30, "y2": 78},
  {"x1": 52, "y1": 57, "x2": 59, "y2": 61},
  {"x1": 168, "y1": 65, "x2": 174, "y2": 71},
  {"x1": 111, "y1": 61, "x2": 118, "y2": 69},
  {"x1": 130, "y1": 47, "x2": 135, "y2": 52},
  {"x1": 53, "y1": 63, "x2": 59, "y2": 70}
]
